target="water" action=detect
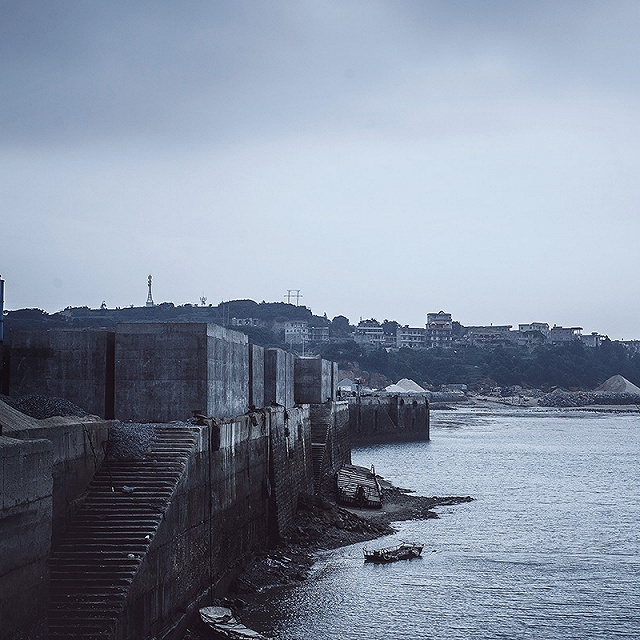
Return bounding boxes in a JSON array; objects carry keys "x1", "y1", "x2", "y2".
[{"x1": 265, "y1": 406, "x2": 640, "y2": 639}]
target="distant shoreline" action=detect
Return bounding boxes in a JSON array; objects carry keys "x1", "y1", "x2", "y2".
[{"x1": 433, "y1": 394, "x2": 640, "y2": 413}]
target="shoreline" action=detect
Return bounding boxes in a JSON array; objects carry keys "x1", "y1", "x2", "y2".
[{"x1": 183, "y1": 481, "x2": 472, "y2": 639}]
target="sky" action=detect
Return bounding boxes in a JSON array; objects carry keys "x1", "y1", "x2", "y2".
[{"x1": 2, "y1": 1, "x2": 640, "y2": 339}]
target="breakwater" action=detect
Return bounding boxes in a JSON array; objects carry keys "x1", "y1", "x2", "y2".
[
  {"x1": 348, "y1": 394, "x2": 430, "y2": 444},
  {"x1": 0, "y1": 322, "x2": 427, "y2": 639},
  {"x1": 0, "y1": 323, "x2": 350, "y2": 639}
]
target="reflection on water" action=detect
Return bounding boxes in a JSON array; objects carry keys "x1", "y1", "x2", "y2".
[{"x1": 261, "y1": 407, "x2": 640, "y2": 640}]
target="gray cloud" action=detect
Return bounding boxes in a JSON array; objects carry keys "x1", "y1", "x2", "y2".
[{"x1": 2, "y1": 1, "x2": 640, "y2": 338}]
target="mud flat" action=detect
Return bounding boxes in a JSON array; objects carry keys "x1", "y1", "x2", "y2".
[{"x1": 182, "y1": 480, "x2": 472, "y2": 639}]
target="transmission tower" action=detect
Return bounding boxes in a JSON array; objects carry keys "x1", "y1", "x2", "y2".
[
  {"x1": 146, "y1": 275, "x2": 155, "y2": 307},
  {"x1": 285, "y1": 289, "x2": 302, "y2": 305}
]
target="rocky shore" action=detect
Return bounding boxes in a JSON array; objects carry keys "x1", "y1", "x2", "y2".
[{"x1": 183, "y1": 480, "x2": 472, "y2": 639}]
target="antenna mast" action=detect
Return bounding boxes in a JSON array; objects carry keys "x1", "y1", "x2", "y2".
[{"x1": 146, "y1": 275, "x2": 155, "y2": 307}]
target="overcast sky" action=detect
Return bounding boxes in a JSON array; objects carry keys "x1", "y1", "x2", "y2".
[{"x1": 2, "y1": 1, "x2": 639, "y2": 339}]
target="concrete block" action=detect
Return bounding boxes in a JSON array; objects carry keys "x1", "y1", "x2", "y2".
[
  {"x1": 294, "y1": 356, "x2": 336, "y2": 404},
  {"x1": 264, "y1": 348, "x2": 294, "y2": 409},
  {"x1": 115, "y1": 323, "x2": 249, "y2": 422},
  {"x1": 9, "y1": 329, "x2": 115, "y2": 418}
]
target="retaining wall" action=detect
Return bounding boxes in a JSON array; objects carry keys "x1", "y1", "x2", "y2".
[
  {"x1": 309, "y1": 401, "x2": 351, "y2": 495},
  {"x1": 0, "y1": 435, "x2": 53, "y2": 640},
  {"x1": 114, "y1": 406, "x2": 312, "y2": 640}
]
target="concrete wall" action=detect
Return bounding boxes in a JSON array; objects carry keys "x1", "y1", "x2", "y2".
[
  {"x1": 348, "y1": 394, "x2": 430, "y2": 444},
  {"x1": 3, "y1": 418, "x2": 111, "y2": 542},
  {"x1": 8, "y1": 329, "x2": 115, "y2": 418},
  {"x1": 268, "y1": 405, "x2": 313, "y2": 536},
  {"x1": 0, "y1": 436, "x2": 53, "y2": 640},
  {"x1": 115, "y1": 323, "x2": 249, "y2": 422},
  {"x1": 114, "y1": 406, "x2": 312, "y2": 640},
  {"x1": 264, "y1": 348, "x2": 294, "y2": 409},
  {"x1": 294, "y1": 356, "x2": 336, "y2": 404},
  {"x1": 206, "y1": 324, "x2": 250, "y2": 419}
]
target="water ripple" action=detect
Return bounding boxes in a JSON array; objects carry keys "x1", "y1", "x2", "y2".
[{"x1": 270, "y1": 410, "x2": 640, "y2": 640}]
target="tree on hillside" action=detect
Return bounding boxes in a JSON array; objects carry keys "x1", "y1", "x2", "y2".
[
  {"x1": 382, "y1": 319, "x2": 399, "y2": 335},
  {"x1": 330, "y1": 315, "x2": 352, "y2": 338}
]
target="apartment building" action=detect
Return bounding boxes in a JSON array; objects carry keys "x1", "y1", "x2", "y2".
[
  {"x1": 396, "y1": 325, "x2": 426, "y2": 349},
  {"x1": 549, "y1": 325, "x2": 583, "y2": 343},
  {"x1": 425, "y1": 311, "x2": 453, "y2": 348},
  {"x1": 354, "y1": 319, "x2": 386, "y2": 347}
]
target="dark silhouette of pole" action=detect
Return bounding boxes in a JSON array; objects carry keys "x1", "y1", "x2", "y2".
[{"x1": 0, "y1": 274, "x2": 4, "y2": 344}]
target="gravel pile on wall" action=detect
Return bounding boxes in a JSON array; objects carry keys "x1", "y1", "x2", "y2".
[
  {"x1": 106, "y1": 423, "x2": 157, "y2": 460},
  {"x1": 0, "y1": 393, "x2": 88, "y2": 419}
]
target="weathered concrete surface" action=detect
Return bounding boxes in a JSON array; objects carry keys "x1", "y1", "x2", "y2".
[
  {"x1": 248, "y1": 344, "x2": 265, "y2": 409},
  {"x1": 309, "y1": 401, "x2": 351, "y2": 495},
  {"x1": 115, "y1": 323, "x2": 249, "y2": 422},
  {"x1": 2, "y1": 409, "x2": 111, "y2": 542},
  {"x1": 348, "y1": 395, "x2": 430, "y2": 444},
  {"x1": 8, "y1": 329, "x2": 115, "y2": 418},
  {"x1": 0, "y1": 435, "x2": 53, "y2": 640},
  {"x1": 294, "y1": 356, "x2": 337, "y2": 404},
  {"x1": 264, "y1": 348, "x2": 294, "y2": 409},
  {"x1": 113, "y1": 406, "x2": 312, "y2": 640}
]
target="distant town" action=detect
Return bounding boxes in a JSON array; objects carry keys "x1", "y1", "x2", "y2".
[{"x1": 278, "y1": 312, "x2": 639, "y2": 352}]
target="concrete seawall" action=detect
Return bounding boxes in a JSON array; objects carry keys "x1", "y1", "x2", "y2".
[
  {"x1": 1, "y1": 322, "x2": 423, "y2": 639},
  {"x1": 116, "y1": 405, "x2": 317, "y2": 640},
  {"x1": 348, "y1": 394, "x2": 430, "y2": 444}
]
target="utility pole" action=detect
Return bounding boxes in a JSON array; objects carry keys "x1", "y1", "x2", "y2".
[{"x1": 0, "y1": 274, "x2": 4, "y2": 344}]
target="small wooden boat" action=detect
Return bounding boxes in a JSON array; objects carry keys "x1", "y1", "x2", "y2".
[
  {"x1": 200, "y1": 606, "x2": 267, "y2": 639},
  {"x1": 363, "y1": 541, "x2": 424, "y2": 563},
  {"x1": 336, "y1": 464, "x2": 383, "y2": 509}
]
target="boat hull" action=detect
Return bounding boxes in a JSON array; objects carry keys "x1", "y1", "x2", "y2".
[{"x1": 363, "y1": 542, "x2": 423, "y2": 563}]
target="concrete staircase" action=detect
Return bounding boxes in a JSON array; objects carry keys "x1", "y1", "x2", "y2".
[{"x1": 48, "y1": 425, "x2": 200, "y2": 640}]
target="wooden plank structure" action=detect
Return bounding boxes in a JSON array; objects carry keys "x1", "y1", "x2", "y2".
[{"x1": 335, "y1": 464, "x2": 382, "y2": 509}]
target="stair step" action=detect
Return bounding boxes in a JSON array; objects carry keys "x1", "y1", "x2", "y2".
[{"x1": 48, "y1": 430, "x2": 197, "y2": 638}]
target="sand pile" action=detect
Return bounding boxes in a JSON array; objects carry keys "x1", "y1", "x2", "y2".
[
  {"x1": 594, "y1": 375, "x2": 640, "y2": 395},
  {"x1": 395, "y1": 378, "x2": 426, "y2": 392}
]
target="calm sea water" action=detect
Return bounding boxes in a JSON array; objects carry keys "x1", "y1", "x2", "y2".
[{"x1": 261, "y1": 406, "x2": 640, "y2": 639}]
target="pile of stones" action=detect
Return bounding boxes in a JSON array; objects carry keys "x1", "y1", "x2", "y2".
[
  {"x1": 106, "y1": 423, "x2": 158, "y2": 460},
  {"x1": 539, "y1": 391, "x2": 640, "y2": 407}
]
